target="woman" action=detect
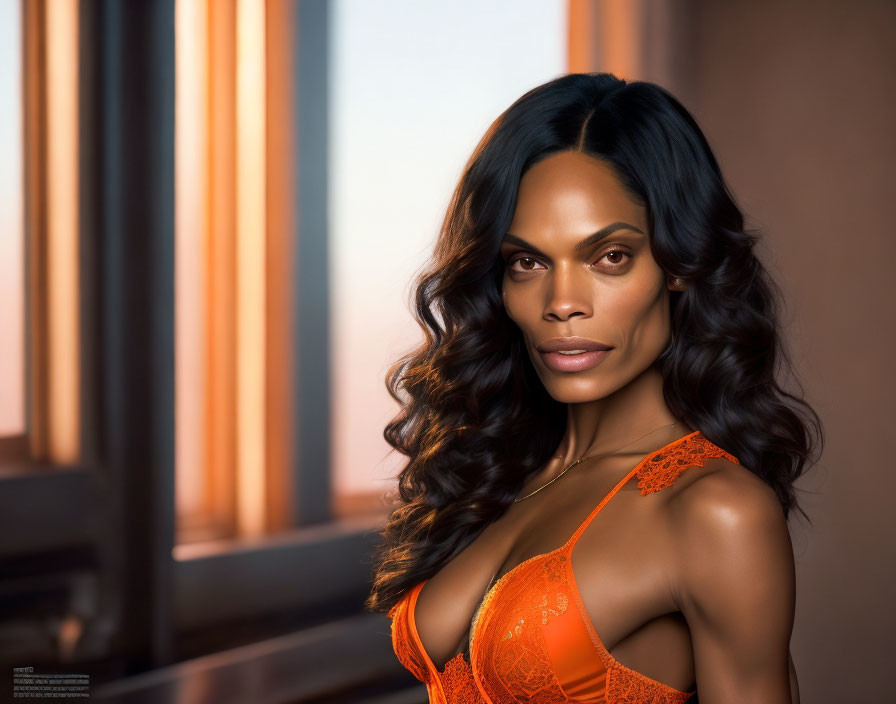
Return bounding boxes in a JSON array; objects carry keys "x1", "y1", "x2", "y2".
[{"x1": 365, "y1": 72, "x2": 821, "y2": 704}]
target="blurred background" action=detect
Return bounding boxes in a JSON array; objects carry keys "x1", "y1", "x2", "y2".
[{"x1": 0, "y1": 0, "x2": 893, "y2": 702}]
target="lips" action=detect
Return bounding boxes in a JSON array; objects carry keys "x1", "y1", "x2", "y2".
[
  {"x1": 536, "y1": 336, "x2": 613, "y2": 353},
  {"x1": 536, "y1": 336, "x2": 614, "y2": 373}
]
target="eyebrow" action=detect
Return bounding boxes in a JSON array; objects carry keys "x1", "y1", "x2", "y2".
[{"x1": 501, "y1": 221, "x2": 645, "y2": 256}]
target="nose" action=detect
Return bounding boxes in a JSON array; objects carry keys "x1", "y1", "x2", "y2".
[{"x1": 542, "y1": 262, "x2": 593, "y2": 321}]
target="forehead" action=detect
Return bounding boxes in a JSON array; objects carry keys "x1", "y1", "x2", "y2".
[{"x1": 508, "y1": 151, "x2": 646, "y2": 240}]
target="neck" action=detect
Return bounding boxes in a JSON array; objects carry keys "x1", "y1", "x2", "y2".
[{"x1": 553, "y1": 364, "x2": 692, "y2": 463}]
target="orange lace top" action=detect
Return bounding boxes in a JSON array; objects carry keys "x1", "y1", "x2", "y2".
[{"x1": 389, "y1": 430, "x2": 740, "y2": 703}]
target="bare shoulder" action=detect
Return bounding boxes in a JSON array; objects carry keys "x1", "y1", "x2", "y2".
[
  {"x1": 642, "y1": 455, "x2": 796, "y2": 631},
  {"x1": 664, "y1": 457, "x2": 792, "y2": 578},
  {"x1": 666, "y1": 456, "x2": 786, "y2": 531}
]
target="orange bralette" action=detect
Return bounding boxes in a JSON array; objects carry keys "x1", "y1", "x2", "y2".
[{"x1": 389, "y1": 429, "x2": 740, "y2": 703}]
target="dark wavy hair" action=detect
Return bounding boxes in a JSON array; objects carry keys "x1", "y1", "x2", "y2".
[{"x1": 364, "y1": 72, "x2": 823, "y2": 617}]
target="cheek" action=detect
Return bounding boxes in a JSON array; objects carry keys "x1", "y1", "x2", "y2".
[
  {"x1": 610, "y1": 279, "x2": 669, "y2": 352},
  {"x1": 502, "y1": 291, "x2": 540, "y2": 348}
]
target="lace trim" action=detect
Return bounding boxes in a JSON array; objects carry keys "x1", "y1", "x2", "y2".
[
  {"x1": 607, "y1": 664, "x2": 694, "y2": 703},
  {"x1": 435, "y1": 653, "x2": 482, "y2": 704},
  {"x1": 390, "y1": 584, "x2": 431, "y2": 686},
  {"x1": 636, "y1": 431, "x2": 740, "y2": 495}
]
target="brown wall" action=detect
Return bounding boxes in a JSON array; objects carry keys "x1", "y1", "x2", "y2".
[{"x1": 664, "y1": 1, "x2": 895, "y2": 700}]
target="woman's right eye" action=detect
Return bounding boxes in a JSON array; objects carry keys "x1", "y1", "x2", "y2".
[{"x1": 507, "y1": 256, "x2": 546, "y2": 273}]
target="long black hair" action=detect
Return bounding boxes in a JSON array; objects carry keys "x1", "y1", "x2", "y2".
[{"x1": 365, "y1": 72, "x2": 823, "y2": 617}]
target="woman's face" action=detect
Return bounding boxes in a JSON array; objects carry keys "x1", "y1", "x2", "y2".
[{"x1": 500, "y1": 150, "x2": 682, "y2": 404}]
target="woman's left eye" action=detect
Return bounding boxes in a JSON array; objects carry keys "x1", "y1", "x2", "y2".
[{"x1": 600, "y1": 249, "x2": 632, "y2": 267}]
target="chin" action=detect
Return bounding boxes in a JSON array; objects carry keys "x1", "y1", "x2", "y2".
[{"x1": 537, "y1": 373, "x2": 625, "y2": 405}]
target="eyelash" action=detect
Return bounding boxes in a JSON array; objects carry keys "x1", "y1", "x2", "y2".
[{"x1": 506, "y1": 248, "x2": 633, "y2": 274}]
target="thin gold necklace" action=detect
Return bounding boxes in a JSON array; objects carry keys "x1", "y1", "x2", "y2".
[{"x1": 513, "y1": 421, "x2": 681, "y2": 503}]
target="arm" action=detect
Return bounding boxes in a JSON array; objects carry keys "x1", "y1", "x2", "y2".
[{"x1": 671, "y1": 466, "x2": 796, "y2": 703}]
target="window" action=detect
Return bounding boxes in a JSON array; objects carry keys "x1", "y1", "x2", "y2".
[
  {"x1": 329, "y1": 0, "x2": 568, "y2": 516},
  {"x1": 1, "y1": 0, "x2": 81, "y2": 467}
]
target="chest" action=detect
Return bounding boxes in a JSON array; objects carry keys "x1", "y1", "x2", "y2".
[{"x1": 419, "y1": 484, "x2": 682, "y2": 668}]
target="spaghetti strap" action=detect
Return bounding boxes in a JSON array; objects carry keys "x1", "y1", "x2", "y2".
[{"x1": 565, "y1": 429, "x2": 702, "y2": 549}]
